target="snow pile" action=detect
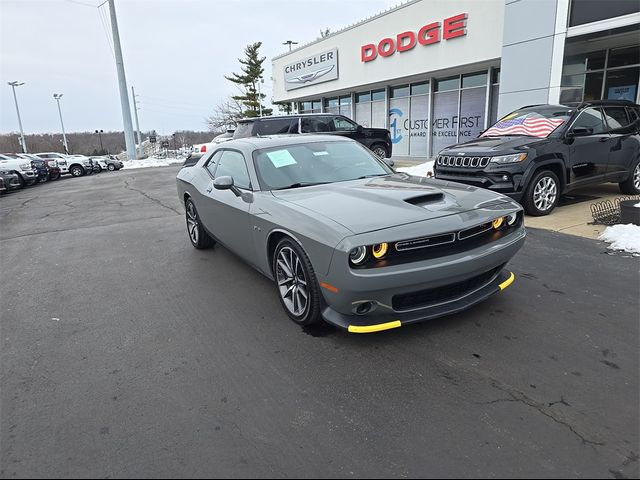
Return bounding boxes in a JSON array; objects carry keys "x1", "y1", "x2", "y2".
[
  {"x1": 397, "y1": 160, "x2": 435, "y2": 178},
  {"x1": 122, "y1": 156, "x2": 184, "y2": 170},
  {"x1": 598, "y1": 224, "x2": 640, "y2": 254}
]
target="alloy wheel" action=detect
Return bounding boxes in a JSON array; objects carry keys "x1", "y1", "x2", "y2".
[
  {"x1": 108, "y1": 164, "x2": 115, "y2": 171},
  {"x1": 533, "y1": 176, "x2": 557, "y2": 212},
  {"x1": 634, "y1": 163, "x2": 640, "y2": 190},
  {"x1": 186, "y1": 202, "x2": 199, "y2": 244},
  {"x1": 372, "y1": 146, "x2": 387, "y2": 159},
  {"x1": 276, "y1": 246, "x2": 309, "y2": 317}
]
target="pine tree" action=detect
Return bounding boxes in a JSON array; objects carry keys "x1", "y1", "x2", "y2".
[{"x1": 225, "y1": 42, "x2": 272, "y2": 118}]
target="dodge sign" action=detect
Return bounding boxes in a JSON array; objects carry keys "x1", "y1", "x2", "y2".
[{"x1": 284, "y1": 48, "x2": 339, "y2": 91}]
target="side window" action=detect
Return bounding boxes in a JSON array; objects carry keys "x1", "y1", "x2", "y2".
[
  {"x1": 332, "y1": 116, "x2": 358, "y2": 131},
  {"x1": 603, "y1": 107, "x2": 631, "y2": 132},
  {"x1": 254, "y1": 119, "x2": 295, "y2": 136},
  {"x1": 300, "y1": 117, "x2": 332, "y2": 133},
  {"x1": 214, "y1": 150, "x2": 251, "y2": 189},
  {"x1": 204, "y1": 150, "x2": 223, "y2": 176},
  {"x1": 572, "y1": 107, "x2": 607, "y2": 134},
  {"x1": 627, "y1": 107, "x2": 640, "y2": 127}
]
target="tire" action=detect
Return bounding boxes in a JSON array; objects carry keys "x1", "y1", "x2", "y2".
[
  {"x1": 70, "y1": 165, "x2": 84, "y2": 177},
  {"x1": 107, "y1": 164, "x2": 115, "y2": 171},
  {"x1": 273, "y1": 238, "x2": 322, "y2": 326},
  {"x1": 619, "y1": 159, "x2": 640, "y2": 195},
  {"x1": 523, "y1": 170, "x2": 560, "y2": 216},
  {"x1": 50, "y1": 171, "x2": 60, "y2": 181},
  {"x1": 16, "y1": 175, "x2": 25, "y2": 188},
  {"x1": 96, "y1": 165, "x2": 102, "y2": 173},
  {"x1": 371, "y1": 144, "x2": 389, "y2": 159},
  {"x1": 185, "y1": 198, "x2": 215, "y2": 249},
  {"x1": 40, "y1": 173, "x2": 50, "y2": 183}
]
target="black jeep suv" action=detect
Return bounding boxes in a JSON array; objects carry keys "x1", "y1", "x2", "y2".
[
  {"x1": 233, "y1": 114, "x2": 393, "y2": 159},
  {"x1": 434, "y1": 100, "x2": 640, "y2": 215}
]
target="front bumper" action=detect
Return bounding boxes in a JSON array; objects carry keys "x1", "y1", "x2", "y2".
[
  {"x1": 323, "y1": 269, "x2": 515, "y2": 332},
  {"x1": 1, "y1": 174, "x2": 22, "y2": 190},
  {"x1": 320, "y1": 226, "x2": 525, "y2": 332},
  {"x1": 21, "y1": 170, "x2": 38, "y2": 184},
  {"x1": 434, "y1": 165, "x2": 526, "y2": 202}
]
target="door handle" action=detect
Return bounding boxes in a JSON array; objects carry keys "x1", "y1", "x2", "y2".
[{"x1": 598, "y1": 137, "x2": 609, "y2": 142}]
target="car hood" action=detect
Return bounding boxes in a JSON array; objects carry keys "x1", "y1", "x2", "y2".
[
  {"x1": 439, "y1": 135, "x2": 549, "y2": 155},
  {"x1": 271, "y1": 173, "x2": 515, "y2": 234}
]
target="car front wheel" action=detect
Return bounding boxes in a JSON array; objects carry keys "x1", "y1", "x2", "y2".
[
  {"x1": 371, "y1": 144, "x2": 389, "y2": 159},
  {"x1": 70, "y1": 166, "x2": 84, "y2": 177},
  {"x1": 185, "y1": 198, "x2": 215, "y2": 249},
  {"x1": 619, "y1": 160, "x2": 640, "y2": 195},
  {"x1": 107, "y1": 164, "x2": 115, "y2": 171},
  {"x1": 523, "y1": 170, "x2": 560, "y2": 216},
  {"x1": 273, "y1": 238, "x2": 322, "y2": 326}
]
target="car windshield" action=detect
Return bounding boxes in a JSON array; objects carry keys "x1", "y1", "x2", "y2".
[
  {"x1": 253, "y1": 141, "x2": 391, "y2": 191},
  {"x1": 482, "y1": 106, "x2": 572, "y2": 138}
]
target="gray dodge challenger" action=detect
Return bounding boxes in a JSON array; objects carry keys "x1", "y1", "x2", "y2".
[{"x1": 176, "y1": 135, "x2": 525, "y2": 333}]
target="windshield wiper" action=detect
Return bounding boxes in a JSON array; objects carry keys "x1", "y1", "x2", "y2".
[
  {"x1": 275, "y1": 181, "x2": 330, "y2": 190},
  {"x1": 355, "y1": 174, "x2": 388, "y2": 180}
]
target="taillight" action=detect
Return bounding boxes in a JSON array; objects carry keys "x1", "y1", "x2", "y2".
[{"x1": 200, "y1": 145, "x2": 206, "y2": 153}]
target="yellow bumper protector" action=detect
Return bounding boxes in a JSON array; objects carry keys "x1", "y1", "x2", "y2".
[
  {"x1": 348, "y1": 320, "x2": 402, "y2": 334},
  {"x1": 499, "y1": 272, "x2": 515, "y2": 290}
]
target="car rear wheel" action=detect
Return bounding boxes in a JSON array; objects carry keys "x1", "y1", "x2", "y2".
[
  {"x1": 371, "y1": 144, "x2": 389, "y2": 159},
  {"x1": 70, "y1": 165, "x2": 84, "y2": 177},
  {"x1": 523, "y1": 170, "x2": 560, "y2": 216},
  {"x1": 185, "y1": 198, "x2": 215, "y2": 249},
  {"x1": 273, "y1": 238, "x2": 322, "y2": 326},
  {"x1": 107, "y1": 164, "x2": 115, "y2": 171},
  {"x1": 619, "y1": 160, "x2": 640, "y2": 195}
]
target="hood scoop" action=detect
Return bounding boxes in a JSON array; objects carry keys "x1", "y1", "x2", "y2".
[{"x1": 404, "y1": 193, "x2": 444, "y2": 207}]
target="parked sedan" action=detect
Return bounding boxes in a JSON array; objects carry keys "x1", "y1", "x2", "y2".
[
  {"x1": 176, "y1": 136, "x2": 525, "y2": 333},
  {"x1": 90, "y1": 156, "x2": 122, "y2": 171}
]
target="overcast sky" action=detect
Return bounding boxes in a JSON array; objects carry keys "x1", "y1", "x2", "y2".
[{"x1": 0, "y1": 0, "x2": 397, "y2": 136}]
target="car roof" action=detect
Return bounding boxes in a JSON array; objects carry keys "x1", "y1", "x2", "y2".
[
  {"x1": 216, "y1": 134, "x2": 355, "y2": 150},
  {"x1": 238, "y1": 113, "x2": 345, "y2": 124}
]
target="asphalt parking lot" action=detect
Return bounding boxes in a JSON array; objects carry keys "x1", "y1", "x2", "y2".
[{"x1": 1, "y1": 167, "x2": 638, "y2": 479}]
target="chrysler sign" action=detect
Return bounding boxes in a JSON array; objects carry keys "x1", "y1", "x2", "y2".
[{"x1": 284, "y1": 48, "x2": 338, "y2": 91}]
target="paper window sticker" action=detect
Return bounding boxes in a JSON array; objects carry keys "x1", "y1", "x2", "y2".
[{"x1": 266, "y1": 150, "x2": 297, "y2": 168}]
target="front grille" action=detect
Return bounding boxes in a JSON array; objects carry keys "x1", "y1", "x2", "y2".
[
  {"x1": 437, "y1": 155, "x2": 490, "y2": 168},
  {"x1": 395, "y1": 233, "x2": 455, "y2": 251},
  {"x1": 392, "y1": 265, "x2": 504, "y2": 311}
]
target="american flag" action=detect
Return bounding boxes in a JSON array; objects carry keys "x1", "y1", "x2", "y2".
[{"x1": 482, "y1": 115, "x2": 566, "y2": 138}]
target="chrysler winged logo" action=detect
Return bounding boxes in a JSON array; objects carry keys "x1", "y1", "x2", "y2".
[{"x1": 286, "y1": 65, "x2": 335, "y2": 84}]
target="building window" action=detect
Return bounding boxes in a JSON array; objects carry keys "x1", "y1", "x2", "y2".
[
  {"x1": 389, "y1": 81, "x2": 430, "y2": 157},
  {"x1": 390, "y1": 85, "x2": 410, "y2": 98},
  {"x1": 434, "y1": 76, "x2": 460, "y2": 92},
  {"x1": 560, "y1": 45, "x2": 640, "y2": 104},
  {"x1": 355, "y1": 89, "x2": 386, "y2": 128}
]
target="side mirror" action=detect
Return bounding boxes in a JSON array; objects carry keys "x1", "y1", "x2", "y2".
[
  {"x1": 383, "y1": 158, "x2": 395, "y2": 168},
  {"x1": 357, "y1": 124, "x2": 364, "y2": 133},
  {"x1": 567, "y1": 127, "x2": 593, "y2": 138},
  {"x1": 214, "y1": 175, "x2": 241, "y2": 196}
]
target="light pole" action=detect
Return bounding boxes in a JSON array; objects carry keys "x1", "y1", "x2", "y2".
[
  {"x1": 95, "y1": 129, "x2": 104, "y2": 155},
  {"x1": 282, "y1": 40, "x2": 298, "y2": 52},
  {"x1": 257, "y1": 78, "x2": 264, "y2": 117},
  {"x1": 53, "y1": 93, "x2": 69, "y2": 154},
  {"x1": 8, "y1": 81, "x2": 27, "y2": 153}
]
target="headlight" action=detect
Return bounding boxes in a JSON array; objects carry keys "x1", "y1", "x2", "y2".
[
  {"x1": 349, "y1": 246, "x2": 367, "y2": 265},
  {"x1": 490, "y1": 153, "x2": 527, "y2": 164},
  {"x1": 372, "y1": 243, "x2": 389, "y2": 259},
  {"x1": 20, "y1": 163, "x2": 30, "y2": 170},
  {"x1": 492, "y1": 217, "x2": 505, "y2": 229},
  {"x1": 506, "y1": 212, "x2": 518, "y2": 225}
]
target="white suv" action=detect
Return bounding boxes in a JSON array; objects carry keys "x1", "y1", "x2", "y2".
[
  {"x1": 35, "y1": 152, "x2": 92, "y2": 177},
  {"x1": 0, "y1": 154, "x2": 39, "y2": 187}
]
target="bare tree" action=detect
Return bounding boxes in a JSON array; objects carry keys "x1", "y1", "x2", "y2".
[{"x1": 206, "y1": 97, "x2": 245, "y2": 132}]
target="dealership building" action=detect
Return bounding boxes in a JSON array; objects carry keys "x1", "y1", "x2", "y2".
[{"x1": 271, "y1": 0, "x2": 640, "y2": 159}]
